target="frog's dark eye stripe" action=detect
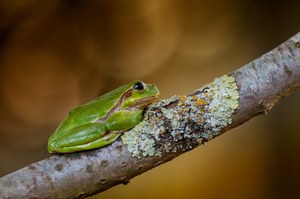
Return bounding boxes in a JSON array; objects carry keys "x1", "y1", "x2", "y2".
[{"x1": 133, "y1": 81, "x2": 145, "y2": 91}]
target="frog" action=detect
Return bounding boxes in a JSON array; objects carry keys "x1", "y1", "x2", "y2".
[{"x1": 48, "y1": 80, "x2": 159, "y2": 153}]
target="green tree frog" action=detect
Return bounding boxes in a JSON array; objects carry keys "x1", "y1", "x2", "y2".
[{"x1": 48, "y1": 80, "x2": 159, "y2": 153}]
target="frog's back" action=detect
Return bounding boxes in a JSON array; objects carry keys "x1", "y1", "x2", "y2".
[{"x1": 52, "y1": 84, "x2": 131, "y2": 138}]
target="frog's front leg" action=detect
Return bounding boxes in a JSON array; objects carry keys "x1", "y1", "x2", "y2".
[
  {"x1": 105, "y1": 109, "x2": 144, "y2": 131},
  {"x1": 48, "y1": 123, "x2": 120, "y2": 153}
]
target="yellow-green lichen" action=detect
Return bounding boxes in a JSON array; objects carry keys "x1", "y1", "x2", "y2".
[{"x1": 122, "y1": 75, "x2": 240, "y2": 158}]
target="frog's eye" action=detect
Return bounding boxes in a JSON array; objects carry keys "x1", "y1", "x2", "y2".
[{"x1": 133, "y1": 81, "x2": 145, "y2": 92}]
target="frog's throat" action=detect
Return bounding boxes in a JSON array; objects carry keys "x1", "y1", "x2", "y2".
[{"x1": 130, "y1": 96, "x2": 158, "y2": 108}]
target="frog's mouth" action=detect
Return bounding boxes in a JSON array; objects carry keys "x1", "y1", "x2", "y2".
[{"x1": 134, "y1": 96, "x2": 158, "y2": 108}]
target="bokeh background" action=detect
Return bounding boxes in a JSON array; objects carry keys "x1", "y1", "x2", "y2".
[{"x1": 1, "y1": 0, "x2": 300, "y2": 198}]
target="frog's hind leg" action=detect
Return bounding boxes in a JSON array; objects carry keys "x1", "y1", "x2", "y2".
[
  {"x1": 76, "y1": 131, "x2": 122, "y2": 151},
  {"x1": 48, "y1": 123, "x2": 121, "y2": 153}
]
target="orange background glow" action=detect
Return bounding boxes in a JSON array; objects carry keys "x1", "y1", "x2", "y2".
[{"x1": 0, "y1": 1, "x2": 300, "y2": 199}]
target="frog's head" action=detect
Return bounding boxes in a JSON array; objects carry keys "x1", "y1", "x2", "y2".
[{"x1": 121, "y1": 80, "x2": 159, "y2": 109}]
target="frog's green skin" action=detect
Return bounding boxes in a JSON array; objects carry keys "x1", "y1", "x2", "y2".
[{"x1": 48, "y1": 80, "x2": 159, "y2": 153}]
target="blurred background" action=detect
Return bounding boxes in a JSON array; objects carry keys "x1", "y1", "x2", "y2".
[{"x1": 0, "y1": 0, "x2": 300, "y2": 198}]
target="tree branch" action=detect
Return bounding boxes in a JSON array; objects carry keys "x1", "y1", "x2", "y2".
[{"x1": 1, "y1": 32, "x2": 300, "y2": 199}]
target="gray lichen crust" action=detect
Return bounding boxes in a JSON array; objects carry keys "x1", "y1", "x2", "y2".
[{"x1": 122, "y1": 75, "x2": 240, "y2": 158}]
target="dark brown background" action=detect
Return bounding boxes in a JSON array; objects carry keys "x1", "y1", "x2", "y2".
[{"x1": 0, "y1": 1, "x2": 300, "y2": 198}]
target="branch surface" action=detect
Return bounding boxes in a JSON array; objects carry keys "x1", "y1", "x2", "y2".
[{"x1": 0, "y1": 32, "x2": 300, "y2": 199}]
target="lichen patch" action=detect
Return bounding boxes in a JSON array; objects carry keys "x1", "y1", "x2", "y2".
[{"x1": 122, "y1": 75, "x2": 239, "y2": 158}]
